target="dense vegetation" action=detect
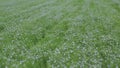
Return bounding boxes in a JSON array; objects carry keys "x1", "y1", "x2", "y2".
[{"x1": 0, "y1": 0, "x2": 120, "y2": 68}]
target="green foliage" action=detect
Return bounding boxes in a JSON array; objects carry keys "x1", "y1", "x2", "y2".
[{"x1": 0, "y1": 0, "x2": 120, "y2": 68}]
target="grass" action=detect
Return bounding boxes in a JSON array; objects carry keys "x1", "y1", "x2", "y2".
[{"x1": 0, "y1": 0, "x2": 120, "y2": 68}]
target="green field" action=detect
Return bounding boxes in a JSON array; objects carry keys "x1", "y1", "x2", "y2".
[{"x1": 0, "y1": 0, "x2": 120, "y2": 68}]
